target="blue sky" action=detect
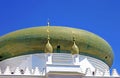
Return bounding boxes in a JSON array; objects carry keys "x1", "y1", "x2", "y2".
[{"x1": 0, "y1": 0, "x2": 120, "y2": 73}]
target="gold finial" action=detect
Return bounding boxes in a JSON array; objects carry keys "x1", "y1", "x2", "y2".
[
  {"x1": 71, "y1": 31, "x2": 79, "y2": 55},
  {"x1": 44, "y1": 40, "x2": 53, "y2": 53},
  {"x1": 47, "y1": 29, "x2": 50, "y2": 40},
  {"x1": 47, "y1": 19, "x2": 50, "y2": 40},
  {"x1": 45, "y1": 19, "x2": 53, "y2": 53}
]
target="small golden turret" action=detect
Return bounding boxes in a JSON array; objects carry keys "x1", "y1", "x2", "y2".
[
  {"x1": 45, "y1": 39, "x2": 53, "y2": 53},
  {"x1": 71, "y1": 31, "x2": 79, "y2": 55},
  {"x1": 44, "y1": 21, "x2": 53, "y2": 53}
]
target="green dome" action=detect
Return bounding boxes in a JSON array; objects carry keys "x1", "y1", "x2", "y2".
[{"x1": 0, "y1": 26, "x2": 113, "y2": 67}]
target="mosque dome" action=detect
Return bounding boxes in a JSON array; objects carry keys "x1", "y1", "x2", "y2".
[{"x1": 0, "y1": 26, "x2": 113, "y2": 67}]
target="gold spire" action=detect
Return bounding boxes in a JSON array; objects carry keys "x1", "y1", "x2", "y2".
[
  {"x1": 45, "y1": 21, "x2": 53, "y2": 53},
  {"x1": 71, "y1": 31, "x2": 79, "y2": 55},
  {"x1": 47, "y1": 19, "x2": 50, "y2": 39},
  {"x1": 47, "y1": 18, "x2": 50, "y2": 26},
  {"x1": 72, "y1": 31, "x2": 75, "y2": 41},
  {"x1": 47, "y1": 29, "x2": 50, "y2": 40}
]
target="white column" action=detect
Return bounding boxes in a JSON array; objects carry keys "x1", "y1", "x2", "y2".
[
  {"x1": 73, "y1": 54, "x2": 79, "y2": 65},
  {"x1": 46, "y1": 53, "x2": 52, "y2": 64}
]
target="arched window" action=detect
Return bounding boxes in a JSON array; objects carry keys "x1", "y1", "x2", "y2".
[
  {"x1": 57, "y1": 44, "x2": 60, "y2": 53},
  {"x1": 105, "y1": 56, "x2": 108, "y2": 59}
]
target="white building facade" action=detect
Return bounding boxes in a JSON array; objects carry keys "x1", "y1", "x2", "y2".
[{"x1": 0, "y1": 53, "x2": 119, "y2": 78}]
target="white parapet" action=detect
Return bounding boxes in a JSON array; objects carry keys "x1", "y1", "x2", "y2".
[
  {"x1": 1, "y1": 53, "x2": 120, "y2": 77},
  {"x1": 112, "y1": 69, "x2": 119, "y2": 77},
  {"x1": 24, "y1": 67, "x2": 31, "y2": 75},
  {"x1": 14, "y1": 67, "x2": 21, "y2": 75},
  {"x1": 33, "y1": 67, "x2": 41, "y2": 75},
  {"x1": 103, "y1": 69, "x2": 110, "y2": 77},
  {"x1": 4, "y1": 66, "x2": 11, "y2": 75},
  {"x1": 94, "y1": 69, "x2": 103, "y2": 76},
  {"x1": 1, "y1": 66, "x2": 120, "y2": 78},
  {"x1": 85, "y1": 68, "x2": 93, "y2": 76}
]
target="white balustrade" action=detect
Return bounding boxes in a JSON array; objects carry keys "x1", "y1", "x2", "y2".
[{"x1": 1, "y1": 66, "x2": 120, "y2": 78}]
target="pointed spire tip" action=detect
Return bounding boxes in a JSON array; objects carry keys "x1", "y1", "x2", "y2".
[{"x1": 47, "y1": 18, "x2": 50, "y2": 26}]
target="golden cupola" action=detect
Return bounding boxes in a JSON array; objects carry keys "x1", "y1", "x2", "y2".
[
  {"x1": 71, "y1": 32, "x2": 79, "y2": 55},
  {"x1": 44, "y1": 38, "x2": 53, "y2": 53}
]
